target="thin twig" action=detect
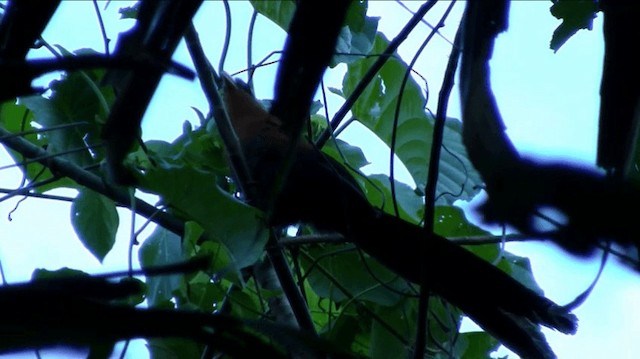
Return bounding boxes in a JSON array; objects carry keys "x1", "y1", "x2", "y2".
[
  {"x1": 0, "y1": 126, "x2": 186, "y2": 236},
  {"x1": 92, "y1": 0, "x2": 110, "y2": 56},
  {"x1": 246, "y1": 9, "x2": 258, "y2": 88},
  {"x1": 218, "y1": 0, "x2": 231, "y2": 74},
  {"x1": 315, "y1": 0, "x2": 440, "y2": 148},
  {"x1": 298, "y1": 248, "x2": 411, "y2": 347},
  {"x1": 415, "y1": 2, "x2": 460, "y2": 358},
  {"x1": 394, "y1": 0, "x2": 454, "y2": 46},
  {"x1": 0, "y1": 144, "x2": 104, "y2": 172}
]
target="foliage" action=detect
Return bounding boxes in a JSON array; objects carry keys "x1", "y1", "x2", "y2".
[
  {"x1": 0, "y1": 1, "x2": 606, "y2": 358},
  {"x1": 549, "y1": 0, "x2": 598, "y2": 52}
]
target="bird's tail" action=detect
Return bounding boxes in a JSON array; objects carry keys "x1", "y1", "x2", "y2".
[{"x1": 352, "y1": 211, "x2": 577, "y2": 358}]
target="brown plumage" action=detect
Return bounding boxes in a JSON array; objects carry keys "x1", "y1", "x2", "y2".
[{"x1": 221, "y1": 74, "x2": 577, "y2": 359}]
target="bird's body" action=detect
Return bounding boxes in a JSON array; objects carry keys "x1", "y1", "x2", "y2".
[{"x1": 221, "y1": 74, "x2": 576, "y2": 358}]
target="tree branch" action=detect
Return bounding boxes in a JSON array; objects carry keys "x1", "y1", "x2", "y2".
[{"x1": 0, "y1": 126, "x2": 185, "y2": 236}]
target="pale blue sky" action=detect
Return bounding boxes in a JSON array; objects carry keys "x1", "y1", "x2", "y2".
[{"x1": 0, "y1": 1, "x2": 637, "y2": 358}]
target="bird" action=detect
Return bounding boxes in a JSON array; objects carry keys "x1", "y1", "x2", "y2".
[{"x1": 220, "y1": 73, "x2": 577, "y2": 359}]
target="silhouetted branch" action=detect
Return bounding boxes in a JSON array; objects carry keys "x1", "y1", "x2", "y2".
[{"x1": 0, "y1": 126, "x2": 186, "y2": 236}]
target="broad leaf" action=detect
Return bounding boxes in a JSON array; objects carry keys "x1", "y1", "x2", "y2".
[
  {"x1": 550, "y1": 0, "x2": 598, "y2": 52},
  {"x1": 332, "y1": 1, "x2": 379, "y2": 66},
  {"x1": 331, "y1": 1, "x2": 380, "y2": 67},
  {"x1": 370, "y1": 303, "x2": 410, "y2": 359},
  {"x1": 139, "y1": 226, "x2": 184, "y2": 307},
  {"x1": 301, "y1": 244, "x2": 412, "y2": 306},
  {"x1": 458, "y1": 331, "x2": 500, "y2": 358},
  {"x1": 322, "y1": 138, "x2": 370, "y2": 172},
  {"x1": 435, "y1": 205, "x2": 545, "y2": 295},
  {"x1": 499, "y1": 251, "x2": 545, "y2": 295},
  {"x1": 343, "y1": 34, "x2": 482, "y2": 204},
  {"x1": 370, "y1": 297, "x2": 463, "y2": 359},
  {"x1": 146, "y1": 338, "x2": 202, "y2": 359},
  {"x1": 0, "y1": 101, "x2": 76, "y2": 191},
  {"x1": 361, "y1": 173, "x2": 423, "y2": 224},
  {"x1": 136, "y1": 162, "x2": 267, "y2": 269},
  {"x1": 20, "y1": 49, "x2": 113, "y2": 167},
  {"x1": 322, "y1": 309, "x2": 364, "y2": 354},
  {"x1": 250, "y1": 0, "x2": 379, "y2": 66},
  {"x1": 71, "y1": 187, "x2": 119, "y2": 262},
  {"x1": 250, "y1": 0, "x2": 296, "y2": 31},
  {"x1": 434, "y1": 205, "x2": 489, "y2": 238}
]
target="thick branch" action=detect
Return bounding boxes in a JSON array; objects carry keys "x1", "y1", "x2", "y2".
[{"x1": 459, "y1": 0, "x2": 640, "y2": 258}]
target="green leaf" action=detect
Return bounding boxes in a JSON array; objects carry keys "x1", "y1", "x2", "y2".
[
  {"x1": 332, "y1": 1, "x2": 379, "y2": 66},
  {"x1": 200, "y1": 241, "x2": 242, "y2": 285},
  {"x1": 250, "y1": 0, "x2": 377, "y2": 67},
  {"x1": 31, "y1": 268, "x2": 145, "y2": 306},
  {"x1": 139, "y1": 226, "x2": 184, "y2": 307},
  {"x1": 361, "y1": 174, "x2": 422, "y2": 224},
  {"x1": 458, "y1": 331, "x2": 500, "y2": 359},
  {"x1": 139, "y1": 125, "x2": 229, "y2": 175},
  {"x1": 0, "y1": 101, "x2": 77, "y2": 191},
  {"x1": 117, "y1": 277, "x2": 146, "y2": 306},
  {"x1": 370, "y1": 303, "x2": 411, "y2": 359},
  {"x1": 301, "y1": 244, "x2": 412, "y2": 306},
  {"x1": 328, "y1": 87, "x2": 344, "y2": 98},
  {"x1": 369, "y1": 297, "x2": 463, "y2": 359},
  {"x1": 20, "y1": 94, "x2": 92, "y2": 167},
  {"x1": 136, "y1": 162, "x2": 267, "y2": 269},
  {"x1": 186, "y1": 280, "x2": 226, "y2": 312},
  {"x1": 550, "y1": 0, "x2": 598, "y2": 52},
  {"x1": 32, "y1": 267, "x2": 89, "y2": 280},
  {"x1": 433, "y1": 207, "x2": 545, "y2": 296},
  {"x1": 146, "y1": 338, "x2": 203, "y2": 359},
  {"x1": 343, "y1": 34, "x2": 482, "y2": 204},
  {"x1": 434, "y1": 206, "x2": 489, "y2": 238},
  {"x1": 228, "y1": 288, "x2": 263, "y2": 320},
  {"x1": 71, "y1": 187, "x2": 119, "y2": 262},
  {"x1": 322, "y1": 138, "x2": 370, "y2": 172},
  {"x1": 118, "y1": 2, "x2": 140, "y2": 20},
  {"x1": 182, "y1": 220, "x2": 205, "y2": 258},
  {"x1": 20, "y1": 49, "x2": 113, "y2": 167},
  {"x1": 322, "y1": 310, "x2": 362, "y2": 352},
  {"x1": 499, "y1": 251, "x2": 544, "y2": 295},
  {"x1": 250, "y1": 0, "x2": 296, "y2": 31},
  {"x1": 181, "y1": 221, "x2": 242, "y2": 285}
]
